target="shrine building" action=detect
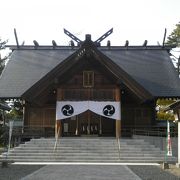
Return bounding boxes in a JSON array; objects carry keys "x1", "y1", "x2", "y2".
[{"x1": 0, "y1": 29, "x2": 180, "y2": 138}]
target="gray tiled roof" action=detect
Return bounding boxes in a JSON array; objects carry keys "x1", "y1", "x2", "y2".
[
  {"x1": 0, "y1": 49, "x2": 75, "y2": 98},
  {"x1": 100, "y1": 49, "x2": 180, "y2": 97},
  {"x1": 0, "y1": 46, "x2": 180, "y2": 98}
]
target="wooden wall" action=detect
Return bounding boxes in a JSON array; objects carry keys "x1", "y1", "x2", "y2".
[{"x1": 26, "y1": 107, "x2": 55, "y2": 127}]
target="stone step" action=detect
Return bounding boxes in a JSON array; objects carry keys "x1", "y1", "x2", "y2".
[
  {"x1": 2, "y1": 157, "x2": 176, "y2": 163},
  {"x1": 13, "y1": 147, "x2": 159, "y2": 152},
  {"x1": 20, "y1": 145, "x2": 117, "y2": 148},
  {"x1": 13, "y1": 148, "x2": 118, "y2": 152},
  {"x1": 23, "y1": 140, "x2": 153, "y2": 145},
  {"x1": 13, "y1": 145, "x2": 117, "y2": 149},
  {"x1": 21, "y1": 142, "x2": 115, "y2": 145},
  {"x1": 119, "y1": 147, "x2": 161, "y2": 151},
  {"x1": 3, "y1": 153, "x2": 118, "y2": 157},
  {"x1": 19, "y1": 142, "x2": 154, "y2": 146},
  {"x1": 10, "y1": 153, "x2": 162, "y2": 158},
  {"x1": 3, "y1": 156, "x2": 119, "y2": 160},
  {"x1": 2, "y1": 156, "x2": 176, "y2": 162},
  {"x1": 2, "y1": 158, "x2": 121, "y2": 162},
  {"x1": 28, "y1": 141, "x2": 116, "y2": 144},
  {"x1": 120, "y1": 153, "x2": 165, "y2": 157},
  {"x1": 26, "y1": 138, "x2": 145, "y2": 144},
  {"x1": 5, "y1": 137, "x2": 177, "y2": 163},
  {"x1": 11, "y1": 150, "x2": 159, "y2": 155},
  {"x1": 30, "y1": 137, "x2": 115, "y2": 140},
  {"x1": 26, "y1": 141, "x2": 117, "y2": 144},
  {"x1": 5, "y1": 149, "x2": 165, "y2": 155},
  {"x1": 9, "y1": 148, "x2": 162, "y2": 153},
  {"x1": 5, "y1": 153, "x2": 119, "y2": 156},
  {"x1": 4, "y1": 157, "x2": 173, "y2": 163}
]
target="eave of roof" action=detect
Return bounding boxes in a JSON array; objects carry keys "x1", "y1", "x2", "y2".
[
  {"x1": 7, "y1": 44, "x2": 173, "y2": 52},
  {"x1": 0, "y1": 41, "x2": 179, "y2": 100}
]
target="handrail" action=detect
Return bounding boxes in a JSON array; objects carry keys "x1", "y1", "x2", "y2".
[
  {"x1": 117, "y1": 138, "x2": 120, "y2": 160},
  {"x1": 53, "y1": 126, "x2": 60, "y2": 153}
]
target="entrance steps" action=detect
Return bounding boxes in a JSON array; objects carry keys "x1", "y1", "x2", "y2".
[
  {"x1": 119, "y1": 139, "x2": 176, "y2": 163},
  {"x1": 1, "y1": 137, "x2": 177, "y2": 163}
]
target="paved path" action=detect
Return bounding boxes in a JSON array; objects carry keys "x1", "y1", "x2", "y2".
[{"x1": 21, "y1": 165, "x2": 142, "y2": 180}]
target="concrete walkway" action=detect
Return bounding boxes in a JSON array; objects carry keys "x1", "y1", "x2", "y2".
[{"x1": 21, "y1": 165, "x2": 142, "y2": 180}]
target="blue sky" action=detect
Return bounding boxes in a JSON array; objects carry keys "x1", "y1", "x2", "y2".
[{"x1": 0, "y1": 0, "x2": 180, "y2": 46}]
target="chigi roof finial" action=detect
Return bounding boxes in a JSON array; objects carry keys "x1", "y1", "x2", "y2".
[
  {"x1": 64, "y1": 28, "x2": 113, "y2": 47},
  {"x1": 14, "y1": 28, "x2": 19, "y2": 48},
  {"x1": 64, "y1": 28, "x2": 82, "y2": 45},
  {"x1": 94, "y1": 28, "x2": 113, "y2": 46}
]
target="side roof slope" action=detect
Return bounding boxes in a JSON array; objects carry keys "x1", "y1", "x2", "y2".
[
  {"x1": 100, "y1": 48, "x2": 180, "y2": 97},
  {"x1": 0, "y1": 49, "x2": 75, "y2": 98}
]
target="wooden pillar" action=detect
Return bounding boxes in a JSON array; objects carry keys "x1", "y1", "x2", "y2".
[
  {"x1": 115, "y1": 86, "x2": 121, "y2": 138},
  {"x1": 75, "y1": 116, "x2": 79, "y2": 135},
  {"x1": 55, "y1": 88, "x2": 63, "y2": 138},
  {"x1": 87, "y1": 89, "x2": 91, "y2": 135},
  {"x1": 87, "y1": 110, "x2": 90, "y2": 135}
]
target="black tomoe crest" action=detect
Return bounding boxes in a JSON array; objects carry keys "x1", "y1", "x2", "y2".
[
  {"x1": 61, "y1": 105, "x2": 74, "y2": 116},
  {"x1": 103, "y1": 105, "x2": 115, "y2": 116}
]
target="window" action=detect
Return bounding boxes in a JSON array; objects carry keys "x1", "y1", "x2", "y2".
[{"x1": 83, "y1": 71, "x2": 94, "y2": 87}]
